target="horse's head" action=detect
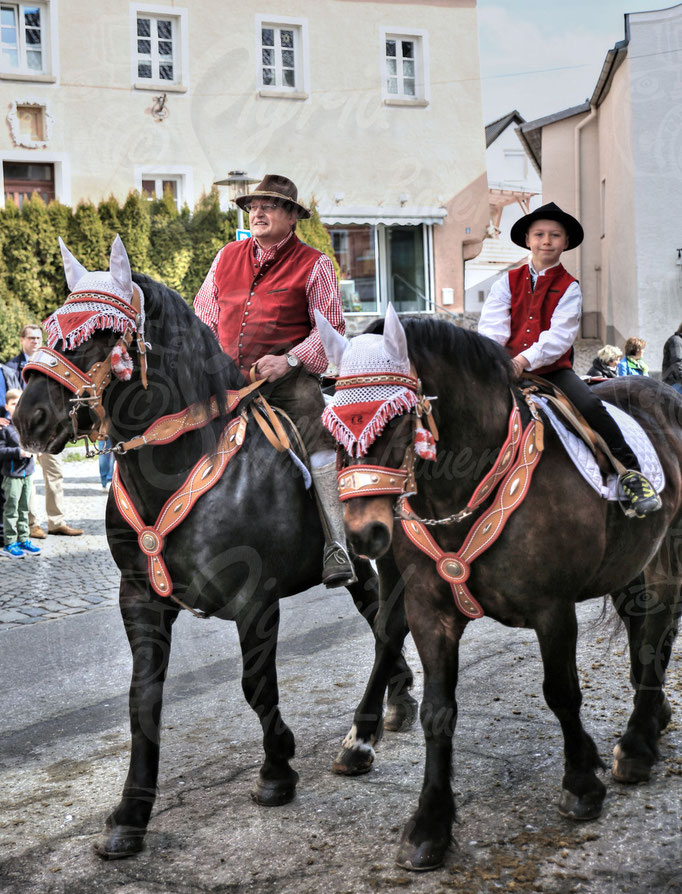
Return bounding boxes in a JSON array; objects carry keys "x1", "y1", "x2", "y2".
[
  {"x1": 317, "y1": 306, "x2": 418, "y2": 559},
  {"x1": 15, "y1": 235, "x2": 144, "y2": 453}
]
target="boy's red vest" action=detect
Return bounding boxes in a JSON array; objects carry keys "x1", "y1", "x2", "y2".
[
  {"x1": 507, "y1": 263, "x2": 576, "y2": 376},
  {"x1": 214, "y1": 235, "x2": 320, "y2": 375}
]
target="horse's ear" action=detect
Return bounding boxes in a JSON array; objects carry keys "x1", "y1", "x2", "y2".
[
  {"x1": 109, "y1": 234, "x2": 134, "y2": 302},
  {"x1": 58, "y1": 236, "x2": 88, "y2": 291},
  {"x1": 315, "y1": 309, "x2": 349, "y2": 368},
  {"x1": 383, "y1": 304, "x2": 409, "y2": 367}
]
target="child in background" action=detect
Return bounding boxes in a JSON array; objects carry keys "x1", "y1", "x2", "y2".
[{"x1": 0, "y1": 388, "x2": 40, "y2": 558}]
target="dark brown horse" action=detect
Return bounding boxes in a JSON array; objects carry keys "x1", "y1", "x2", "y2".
[
  {"x1": 14, "y1": 241, "x2": 416, "y2": 859},
  {"x1": 319, "y1": 308, "x2": 682, "y2": 871}
]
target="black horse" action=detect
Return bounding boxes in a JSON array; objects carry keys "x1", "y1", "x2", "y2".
[
  {"x1": 15, "y1": 259, "x2": 416, "y2": 859},
  {"x1": 318, "y1": 310, "x2": 682, "y2": 871}
]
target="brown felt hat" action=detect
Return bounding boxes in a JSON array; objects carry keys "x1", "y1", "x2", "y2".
[
  {"x1": 510, "y1": 201, "x2": 584, "y2": 250},
  {"x1": 235, "y1": 174, "x2": 311, "y2": 219}
]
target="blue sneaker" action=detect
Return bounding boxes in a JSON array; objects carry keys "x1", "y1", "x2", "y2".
[
  {"x1": 17, "y1": 540, "x2": 41, "y2": 555},
  {"x1": 3, "y1": 543, "x2": 25, "y2": 558}
]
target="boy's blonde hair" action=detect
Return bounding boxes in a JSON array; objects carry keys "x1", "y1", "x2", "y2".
[{"x1": 5, "y1": 388, "x2": 21, "y2": 402}]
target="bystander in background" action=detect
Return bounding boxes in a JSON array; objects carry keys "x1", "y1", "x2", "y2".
[
  {"x1": 662, "y1": 324, "x2": 682, "y2": 395},
  {"x1": 2, "y1": 324, "x2": 84, "y2": 537},
  {"x1": 617, "y1": 337, "x2": 649, "y2": 377},
  {"x1": 0, "y1": 388, "x2": 40, "y2": 558},
  {"x1": 586, "y1": 344, "x2": 622, "y2": 379}
]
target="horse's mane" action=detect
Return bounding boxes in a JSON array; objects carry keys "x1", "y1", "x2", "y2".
[
  {"x1": 364, "y1": 316, "x2": 512, "y2": 388},
  {"x1": 132, "y1": 273, "x2": 244, "y2": 409}
]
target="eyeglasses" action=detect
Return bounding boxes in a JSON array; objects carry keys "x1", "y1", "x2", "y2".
[{"x1": 246, "y1": 202, "x2": 280, "y2": 214}]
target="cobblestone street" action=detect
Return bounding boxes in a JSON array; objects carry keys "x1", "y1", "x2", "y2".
[{"x1": 0, "y1": 457, "x2": 120, "y2": 629}]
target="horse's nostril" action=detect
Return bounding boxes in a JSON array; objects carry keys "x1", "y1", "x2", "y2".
[{"x1": 349, "y1": 523, "x2": 391, "y2": 560}]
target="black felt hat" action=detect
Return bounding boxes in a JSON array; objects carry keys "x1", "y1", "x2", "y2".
[{"x1": 510, "y1": 202, "x2": 584, "y2": 250}]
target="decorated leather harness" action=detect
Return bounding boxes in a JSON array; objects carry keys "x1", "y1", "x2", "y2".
[
  {"x1": 325, "y1": 368, "x2": 545, "y2": 620},
  {"x1": 23, "y1": 286, "x2": 291, "y2": 616}
]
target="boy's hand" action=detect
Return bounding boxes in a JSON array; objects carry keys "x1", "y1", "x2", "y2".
[
  {"x1": 0, "y1": 417, "x2": 9, "y2": 427},
  {"x1": 20, "y1": 449, "x2": 31, "y2": 458}
]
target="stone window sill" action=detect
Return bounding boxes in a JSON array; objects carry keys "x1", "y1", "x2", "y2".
[
  {"x1": 0, "y1": 72, "x2": 56, "y2": 84},
  {"x1": 383, "y1": 97, "x2": 429, "y2": 108},
  {"x1": 258, "y1": 89, "x2": 309, "y2": 101},
  {"x1": 133, "y1": 81, "x2": 188, "y2": 94}
]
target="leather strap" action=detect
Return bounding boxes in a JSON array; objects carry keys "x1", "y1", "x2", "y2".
[
  {"x1": 250, "y1": 396, "x2": 291, "y2": 451},
  {"x1": 400, "y1": 417, "x2": 544, "y2": 619},
  {"x1": 112, "y1": 414, "x2": 247, "y2": 601},
  {"x1": 337, "y1": 464, "x2": 410, "y2": 501}
]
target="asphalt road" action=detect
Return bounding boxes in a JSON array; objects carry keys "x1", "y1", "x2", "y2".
[
  {"x1": 1, "y1": 583, "x2": 681, "y2": 894},
  {"x1": 1, "y1": 442, "x2": 681, "y2": 894}
]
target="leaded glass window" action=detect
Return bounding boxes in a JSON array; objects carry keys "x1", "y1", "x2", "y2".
[
  {"x1": 260, "y1": 24, "x2": 299, "y2": 89},
  {"x1": 137, "y1": 14, "x2": 175, "y2": 82}
]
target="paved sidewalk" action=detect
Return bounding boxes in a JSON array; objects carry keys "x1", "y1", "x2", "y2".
[{"x1": 0, "y1": 457, "x2": 120, "y2": 629}]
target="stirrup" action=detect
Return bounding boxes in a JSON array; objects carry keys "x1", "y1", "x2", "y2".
[
  {"x1": 617, "y1": 469, "x2": 662, "y2": 519},
  {"x1": 322, "y1": 541, "x2": 357, "y2": 588}
]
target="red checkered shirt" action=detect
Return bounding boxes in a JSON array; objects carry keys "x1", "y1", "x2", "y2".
[{"x1": 194, "y1": 232, "x2": 345, "y2": 374}]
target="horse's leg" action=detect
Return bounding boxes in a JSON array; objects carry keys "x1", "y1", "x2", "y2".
[
  {"x1": 611, "y1": 545, "x2": 682, "y2": 783},
  {"x1": 237, "y1": 599, "x2": 298, "y2": 806},
  {"x1": 334, "y1": 554, "x2": 416, "y2": 776},
  {"x1": 535, "y1": 606, "x2": 606, "y2": 821},
  {"x1": 95, "y1": 587, "x2": 179, "y2": 859},
  {"x1": 395, "y1": 601, "x2": 465, "y2": 871},
  {"x1": 347, "y1": 554, "x2": 418, "y2": 731}
]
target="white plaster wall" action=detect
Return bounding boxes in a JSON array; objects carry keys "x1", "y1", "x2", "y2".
[
  {"x1": 0, "y1": 0, "x2": 486, "y2": 307},
  {"x1": 596, "y1": 58, "x2": 638, "y2": 350},
  {"x1": 627, "y1": 4, "x2": 682, "y2": 375}
]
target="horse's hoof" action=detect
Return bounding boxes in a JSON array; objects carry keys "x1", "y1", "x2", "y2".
[
  {"x1": 93, "y1": 825, "x2": 146, "y2": 860},
  {"x1": 332, "y1": 744, "x2": 375, "y2": 776},
  {"x1": 395, "y1": 837, "x2": 447, "y2": 872},
  {"x1": 612, "y1": 744, "x2": 652, "y2": 784},
  {"x1": 558, "y1": 787, "x2": 603, "y2": 821},
  {"x1": 251, "y1": 772, "x2": 298, "y2": 806},
  {"x1": 385, "y1": 694, "x2": 419, "y2": 732}
]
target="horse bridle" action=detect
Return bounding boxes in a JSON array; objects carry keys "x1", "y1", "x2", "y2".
[
  {"x1": 335, "y1": 371, "x2": 436, "y2": 505},
  {"x1": 23, "y1": 287, "x2": 150, "y2": 445},
  {"x1": 335, "y1": 372, "x2": 542, "y2": 527}
]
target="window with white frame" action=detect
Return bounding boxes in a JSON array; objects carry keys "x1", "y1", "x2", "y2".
[
  {"x1": 260, "y1": 24, "x2": 301, "y2": 90},
  {"x1": 140, "y1": 174, "x2": 181, "y2": 207},
  {"x1": 258, "y1": 20, "x2": 306, "y2": 92},
  {"x1": 0, "y1": 2, "x2": 49, "y2": 76},
  {"x1": 131, "y1": 5, "x2": 187, "y2": 89},
  {"x1": 136, "y1": 14, "x2": 175, "y2": 82},
  {"x1": 381, "y1": 30, "x2": 428, "y2": 103}
]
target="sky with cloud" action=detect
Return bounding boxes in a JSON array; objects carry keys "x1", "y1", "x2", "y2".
[{"x1": 477, "y1": 0, "x2": 672, "y2": 125}]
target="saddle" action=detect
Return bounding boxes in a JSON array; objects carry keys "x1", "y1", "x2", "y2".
[{"x1": 519, "y1": 374, "x2": 626, "y2": 477}]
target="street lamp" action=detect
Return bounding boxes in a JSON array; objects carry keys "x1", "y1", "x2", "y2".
[{"x1": 214, "y1": 170, "x2": 259, "y2": 231}]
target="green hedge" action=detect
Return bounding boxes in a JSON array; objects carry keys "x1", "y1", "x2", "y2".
[{"x1": 0, "y1": 190, "x2": 339, "y2": 360}]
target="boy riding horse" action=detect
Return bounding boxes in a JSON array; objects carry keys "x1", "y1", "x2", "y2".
[{"x1": 478, "y1": 202, "x2": 661, "y2": 518}]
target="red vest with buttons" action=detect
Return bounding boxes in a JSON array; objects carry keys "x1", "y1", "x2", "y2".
[
  {"x1": 507, "y1": 263, "x2": 576, "y2": 376},
  {"x1": 214, "y1": 234, "x2": 320, "y2": 375}
]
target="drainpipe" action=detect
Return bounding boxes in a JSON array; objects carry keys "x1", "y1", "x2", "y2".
[{"x1": 574, "y1": 104, "x2": 597, "y2": 333}]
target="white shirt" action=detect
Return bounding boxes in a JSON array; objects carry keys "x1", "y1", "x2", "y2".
[{"x1": 478, "y1": 261, "x2": 582, "y2": 371}]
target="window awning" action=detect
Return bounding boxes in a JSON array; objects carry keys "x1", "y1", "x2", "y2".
[{"x1": 319, "y1": 204, "x2": 447, "y2": 227}]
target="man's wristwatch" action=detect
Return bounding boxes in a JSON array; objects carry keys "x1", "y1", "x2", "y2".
[{"x1": 286, "y1": 353, "x2": 300, "y2": 368}]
